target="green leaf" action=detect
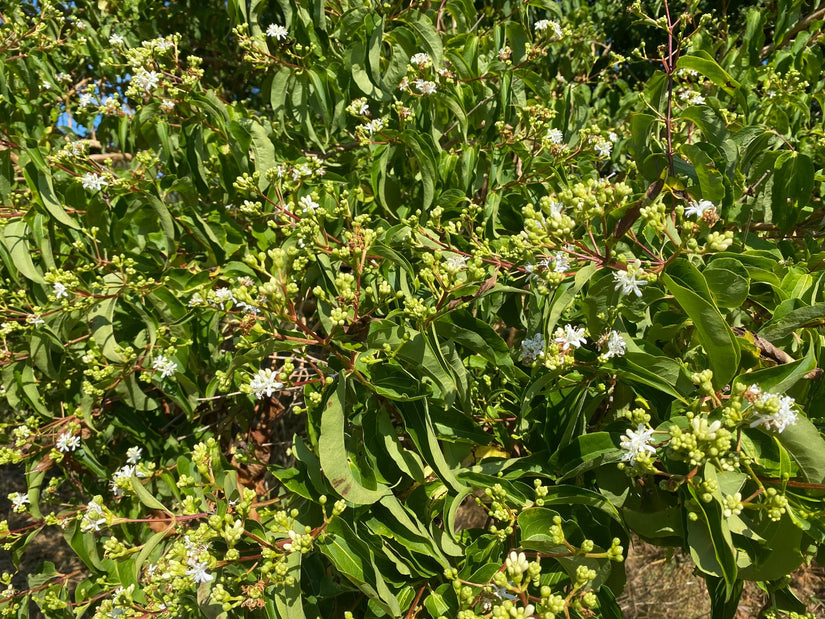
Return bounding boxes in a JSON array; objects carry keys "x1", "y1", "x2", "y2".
[
  {"x1": 397, "y1": 12, "x2": 443, "y2": 68},
  {"x1": 704, "y1": 258, "x2": 750, "y2": 308},
  {"x1": 89, "y1": 296, "x2": 122, "y2": 363},
  {"x1": 548, "y1": 432, "x2": 624, "y2": 480},
  {"x1": 771, "y1": 152, "x2": 814, "y2": 232},
  {"x1": 774, "y1": 416, "x2": 825, "y2": 484},
  {"x1": 676, "y1": 52, "x2": 741, "y2": 96},
  {"x1": 319, "y1": 378, "x2": 389, "y2": 504},
  {"x1": 434, "y1": 310, "x2": 519, "y2": 375},
  {"x1": 318, "y1": 519, "x2": 402, "y2": 616},
  {"x1": 32, "y1": 169, "x2": 81, "y2": 229},
  {"x1": 0, "y1": 220, "x2": 44, "y2": 283},
  {"x1": 663, "y1": 268, "x2": 740, "y2": 388},
  {"x1": 733, "y1": 341, "x2": 816, "y2": 395},
  {"x1": 686, "y1": 468, "x2": 738, "y2": 598},
  {"x1": 237, "y1": 118, "x2": 277, "y2": 190},
  {"x1": 760, "y1": 304, "x2": 825, "y2": 341},
  {"x1": 130, "y1": 476, "x2": 171, "y2": 513},
  {"x1": 134, "y1": 530, "x2": 167, "y2": 579},
  {"x1": 273, "y1": 552, "x2": 307, "y2": 619}
]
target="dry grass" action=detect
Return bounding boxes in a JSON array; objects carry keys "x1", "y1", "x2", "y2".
[{"x1": 618, "y1": 537, "x2": 825, "y2": 618}]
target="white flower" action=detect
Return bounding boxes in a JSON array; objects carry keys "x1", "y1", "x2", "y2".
[
  {"x1": 9, "y1": 492, "x2": 30, "y2": 512},
  {"x1": 266, "y1": 24, "x2": 289, "y2": 40},
  {"x1": 620, "y1": 424, "x2": 656, "y2": 465},
  {"x1": 684, "y1": 199, "x2": 715, "y2": 219},
  {"x1": 444, "y1": 255, "x2": 468, "y2": 270},
  {"x1": 56, "y1": 432, "x2": 81, "y2": 453},
  {"x1": 42, "y1": 81, "x2": 52, "y2": 90},
  {"x1": 132, "y1": 68, "x2": 161, "y2": 91},
  {"x1": 410, "y1": 52, "x2": 431, "y2": 66},
  {"x1": 53, "y1": 282, "x2": 68, "y2": 299},
  {"x1": 160, "y1": 99, "x2": 174, "y2": 112},
  {"x1": 188, "y1": 292, "x2": 203, "y2": 307},
  {"x1": 249, "y1": 369, "x2": 283, "y2": 399},
  {"x1": 554, "y1": 324, "x2": 587, "y2": 352},
  {"x1": 362, "y1": 118, "x2": 385, "y2": 136},
  {"x1": 552, "y1": 251, "x2": 569, "y2": 273},
  {"x1": 126, "y1": 446, "x2": 143, "y2": 465},
  {"x1": 398, "y1": 77, "x2": 410, "y2": 91},
  {"x1": 534, "y1": 19, "x2": 562, "y2": 37},
  {"x1": 27, "y1": 314, "x2": 45, "y2": 326},
  {"x1": 109, "y1": 33, "x2": 124, "y2": 45},
  {"x1": 152, "y1": 355, "x2": 177, "y2": 378},
  {"x1": 70, "y1": 142, "x2": 85, "y2": 157},
  {"x1": 520, "y1": 333, "x2": 545, "y2": 364},
  {"x1": 113, "y1": 464, "x2": 136, "y2": 480},
  {"x1": 603, "y1": 330, "x2": 626, "y2": 359},
  {"x1": 213, "y1": 287, "x2": 234, "y2": 309},
  {"x1": 81, "y1": 172, "x2": 108, "y2": 192},
  {"x1": 594, "y1": 138, "x2": 612, "y2": 158},
  {"x1": 505, "y1": 551, "x2": 529, "y2": 574},
  {"x1": 750, "y1": 393, "x2": 798, "y2": 433},
  {"x1": 298, "y1": 195, "x2": 319, "y2": 213},
  {"x1": 546, "y1": 128, "x2": 564, "y2": 144},
  {"x1": 185, "y1": 560, "x2": 214, "y2": 584},
  {"x1": 688, "y1": 92, "x2": 705, "y2": 105},
  {"x1": 81, "y1": 501, "x2": 107, "y2": 532},
  {"x1": 79, "y1": 93, "x2": 94, "y2": 108},
  {"x1": 350, "y1": 98, "x2": 370, "y2": 116},
  {"x1": 548, "y1": 200, "x2": 564, "y2": 216},
  {"x1": 154, "y1": 38, "x2": 174, "y2": 51},
  {"x1": 608, "y1": 131, "x2": 619, "y2": 143},
  {"x1": 282, "y1": 529, "x2": 299, "y2": 552},
  {"x1": 613, "y1": 270, "x2": 647, "y2": 297},
  {"x1": 56, "y1": 72, "x2": 71, "y2": 82},
  {"x1": 414, "y1": 79, "x2": 437, "y2": 95}
]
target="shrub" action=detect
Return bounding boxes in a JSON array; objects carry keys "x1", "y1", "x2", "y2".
[{"x1": 1, "y1": 0, "x2": 825, "y2": 617}]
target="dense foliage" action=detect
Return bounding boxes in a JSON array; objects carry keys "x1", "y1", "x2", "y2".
[{"x1": 2, "y1": 0, "x2": 825, "y2": 617}]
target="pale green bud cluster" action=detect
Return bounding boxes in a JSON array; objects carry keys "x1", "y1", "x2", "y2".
[{"x1": 668, "y1": 414, "x2": 734, "y2": 469}]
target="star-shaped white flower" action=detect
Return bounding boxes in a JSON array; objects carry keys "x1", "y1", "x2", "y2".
[
  {"x1": 131, "y1": 68, "x2": 161, "y2": 91},
  {"x1": 9, "y1": 492, "x2": 30, "y2": 512},
  {"x1": 126, "y1": 446, "x2": 143, "y2": 465},
  {"x1": 56, "y1": 432, "x2": 81, "y2": 453},
  {"x1": 750, "y1": 393, "x2": 798, "y2": 433},
  {"x1": 152, "y1": 356, "x2": 177, "y2": 379},
  {"x1": 79, "y1": 93, "x2": 95, "y2": 108},
  {"x1": 684, "y1": 199, "x2": 715, "y2": 219},
  {"x1": 613, "y1": 270, "x2": 647, "y2": 297},
  {"x1": 602, "y1": 330, "x2": 626, "y2": 359},
  {"x1": 266, "y1": 24, "x2": 289, "y2": 40},
  {"x1": 620, "y1": 424, "x2": 656, "y2": 465},
  {"x1": 249, "y1": 369, "x2": 283, "y2": 399},
  {"x1": 81, "y1": 172, "x2": 108, "y2": 192},
  {"x1": 53, "y1": 282, "x2": 68, "y2": 299},
  {"x1": 554, "y1": 324, "x2": 586, "y2": 352},
  {"x1": 409, "y1": 52, "x2": 430, "y2": 66},
  {"x1": 298, "y1": 195, "x2": 319, "y2": 213},
  {"x1": 414, "y1": 80, "x2": 437, "y2": 95},
  {"x1": 185, "y1": 560, "x2": 214, "y2": 584},
  {"x1": 546, "y1": 128, "x2": 564, "y2": 144}
]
